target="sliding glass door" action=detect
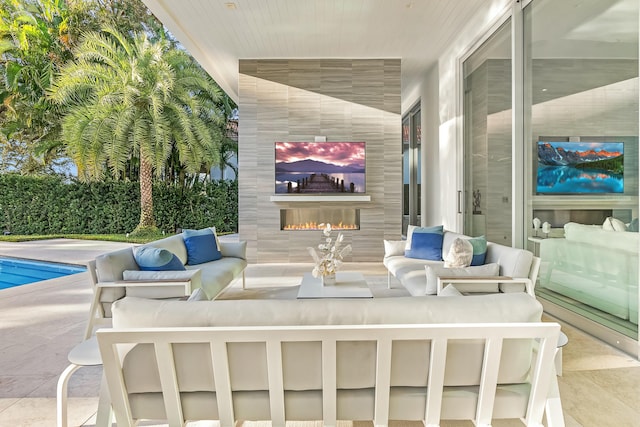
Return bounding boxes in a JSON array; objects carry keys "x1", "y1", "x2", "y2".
[
  {"x1": 462, "y1": 19, "x2": 513, "y2": 243},
  {"x1": 523, "y1": 0, "x2": 639, "y2": 345}
]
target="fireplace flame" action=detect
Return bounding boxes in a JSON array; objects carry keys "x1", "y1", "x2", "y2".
[{"x1": 283, "y1": 222, "x2": 358, "y2": 231}]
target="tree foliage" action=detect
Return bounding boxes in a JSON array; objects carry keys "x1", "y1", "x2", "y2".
[
  {"x1": 0, "y1": 0, "x2": 93, "y2": 174},
  {"x1": 0, "y1": 0, "x2": 237, "y2": 180},
  {"x1": 49, "y1": 26, "x2": 225, "y2": 231},
  {"x1": 0, "y1": 0, "x2": 239, "y2": 236}
]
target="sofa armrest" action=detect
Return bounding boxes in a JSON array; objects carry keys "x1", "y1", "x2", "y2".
[
  {"x1": 436, "y1": 276, "x2": 534, "y2": 297},
  {"x1": 98, "y1": 276, "x2": 194, "y2": 299},
  {"x1": 219, "y1": 240, "x2": 247, "y2": 260}
]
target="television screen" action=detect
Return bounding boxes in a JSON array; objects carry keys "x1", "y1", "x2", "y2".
[
  {"x1": 536, "y1": 141, "x2": 624, "y2": 194},
  {"x1": 275, "y1": 142, "x2": 365, "y2": 194}
]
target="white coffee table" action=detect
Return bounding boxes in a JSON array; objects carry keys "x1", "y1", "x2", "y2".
[{"x1": 297, "y1": 272, "x2": 373, "y2": 299}]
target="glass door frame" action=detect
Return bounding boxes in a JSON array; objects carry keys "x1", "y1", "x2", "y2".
[{"x1": 457, "y1": 0, "x2": 639, "y2": 356}]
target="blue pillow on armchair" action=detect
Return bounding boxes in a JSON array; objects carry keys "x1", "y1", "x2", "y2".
[
  {"x1": 134, "y1": 246, "x2": 185, "y2": 271},
  {"x1": 405, "y1": 225, "x2": 444, "y2": 260},
  {"x1": 182, "y1": 228, "x2": 222, "y2": 265}
]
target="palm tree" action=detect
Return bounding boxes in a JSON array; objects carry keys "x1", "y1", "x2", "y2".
[
  {"x1": 218, "y1": 136, "x2": 238, "y2": 180},
  {"x1": 49, "y1": 26, "x2": 223, "y2": 232}
]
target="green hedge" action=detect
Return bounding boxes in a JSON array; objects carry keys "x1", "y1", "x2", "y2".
[{"x1": 0, "y1": 174, "x2": 238, "y2": 235}]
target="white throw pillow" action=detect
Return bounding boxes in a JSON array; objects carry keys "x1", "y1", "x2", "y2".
[
  {"x1": 444, "y1": 237, "x2": 473, "y2": 268},
  {"x1": 439, "y1": 284, "x2": 463, "y2": 297},
  {"x1": 384, "y1": 240, "x2": 407, "y2": 257},
  {"x1": 603, "y1": 217, "x2": 627, "y2": 232},
  {"x1": 425, "y1": 263, "x2": 500, "y2": 295}
]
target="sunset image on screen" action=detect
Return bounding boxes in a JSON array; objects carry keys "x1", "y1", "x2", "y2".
[{"x1": 275, "y1": 142, "x2": 366, "y2": 193}]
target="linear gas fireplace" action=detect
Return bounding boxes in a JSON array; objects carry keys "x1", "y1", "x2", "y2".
[{"x1": 280, "y1": 208, "x2": 360, "y2": 231}]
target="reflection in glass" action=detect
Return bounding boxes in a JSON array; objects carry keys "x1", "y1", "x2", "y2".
[
  {"x1": 524, "y1": 0, "x2": 639, "y2": 343},
  {"x1": 463, "y1": 18, "x2": 512, "y2": 242}
]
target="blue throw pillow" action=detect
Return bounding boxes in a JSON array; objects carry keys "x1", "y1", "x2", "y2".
[
  {"x1": 405, "y1": 225, "x2": 444, "y2": 260},
  {"x1": 134, "y1": 246, "x2": 185, "y2": 271},
  {"x1": 468, "y1": 235, "x2": 487, "y2": 266},
  {"x1": 182, "y1": 228, "x2": 222, "y2": 265}
]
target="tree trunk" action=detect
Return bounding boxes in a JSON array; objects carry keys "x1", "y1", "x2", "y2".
[{"x1": 138, "y1": 157, "x2": 155, "y2": 229}]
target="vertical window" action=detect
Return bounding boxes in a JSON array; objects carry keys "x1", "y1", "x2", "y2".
[{"x1": 402, "y1": 105, "x2": 421, "y2": 235}]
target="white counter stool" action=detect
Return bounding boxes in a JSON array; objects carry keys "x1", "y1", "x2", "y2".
[{"x1": 56, "y1": 337, "x2": 111, "y2": 427}]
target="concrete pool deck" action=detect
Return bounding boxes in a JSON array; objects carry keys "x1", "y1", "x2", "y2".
[
  {"x1": 0, "y1": 238, "x2": 134, "y2": 427},
  {"x1": 0, "y1": 237, "x2": 639, "y2": 426}
]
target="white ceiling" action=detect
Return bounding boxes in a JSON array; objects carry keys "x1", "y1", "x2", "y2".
[
  {"x1": 143, "y1": 0, "x2": 497, "y2": 104},
  {"x1": 143, "y1": 0, "x2": 638, "y2": 106}
]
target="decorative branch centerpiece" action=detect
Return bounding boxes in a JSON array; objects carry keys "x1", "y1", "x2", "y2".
[{"x1": 307, "y1": 223, "x2": 352, "y2": 285}]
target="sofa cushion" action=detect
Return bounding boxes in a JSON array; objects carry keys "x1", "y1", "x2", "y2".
[
  {"x1": 384, "y1": 240, "x2": 407, "y2": 258},
  {"x1": 405, "y1": 225, "x2": 443, "y2": 260},
  {"x1": 183, "y1": 228, "x2": 222, "y2": 265},
  {"x1": 439, "y1": 284, "x2": 463, "y2": 296},
  {"x1": 383, "y1": 255, "x2": 444, "y2": 296},
  {"x1": 219, "y1": 241, "x2": 247, "y2": 259},
  {"x1": 425, "y1": 263, "x2": 500, "y2": 295},
  {"x1": 187, "y1": 288, "x2": 208, "y2": 301},
  {"x1": 468, "y1": 235, "x2": 487, "y2": 266},
  {"x1": 133, "y1": 246, "x2": 185, "y2": 271},
  {"x1": 444, "y1": 238, "x2": 473, "y2": 268},
  {"x1": 188, "y1": 257, "x2": 247, "y2": 299},
  {"x1": 484, "y1": 242, "x2": 533, "y2": 280},
  {"x1": 148, "y1": 234, "x2": 188, "y2": 265},
  {"x1": 603, "y1": 216, "x2": 627, "y2": 232},
  {"x1": 95, "y1": 247, "x2": 138, "y2": 309}
]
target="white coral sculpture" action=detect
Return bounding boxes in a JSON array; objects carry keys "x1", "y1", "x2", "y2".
[{"x1": 307, "y1": 223, "x2": 352, "y2": 278}]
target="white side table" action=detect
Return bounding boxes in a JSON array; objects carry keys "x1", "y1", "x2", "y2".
[
  {"x1": 528, "y1": 236, "x2": 545, "y2": 256},
  {"x1": 555, "y1": 331, "x2": 569, "y2": 376},
  {"x1": 57, "y1": 337, "x2": 111, "y2": 427}
]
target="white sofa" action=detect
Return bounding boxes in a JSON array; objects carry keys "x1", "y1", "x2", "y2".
[
  {"x1": 100, "y1": 293, "x2": 564, "y2": 426},
  {"x1": 539, "y1": 222, "x2": 638, "y2": 325},
  {"x1": 384, "y1": 230, "x2": 537, "y2": 296},
  {"x1": 85, "y1": 228, "x2": 247, "y2": 338}
]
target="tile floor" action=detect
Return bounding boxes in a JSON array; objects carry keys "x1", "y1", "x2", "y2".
[{"x1": 0, "y1": 239, "x2": 638, "y2": 426}]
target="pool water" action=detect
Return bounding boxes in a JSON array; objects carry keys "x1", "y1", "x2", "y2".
[{"x1": 0, "y1": 257, "x2": 86, "y2": 290}]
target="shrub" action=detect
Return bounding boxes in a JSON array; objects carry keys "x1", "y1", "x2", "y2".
[{"x1": 0, "y1": 174, "x2": 238, "y2": 235}]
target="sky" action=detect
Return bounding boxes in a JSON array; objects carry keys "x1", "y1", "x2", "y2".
[{"x1": 275, "y1": 142, "x2": 365, "y2": 167}]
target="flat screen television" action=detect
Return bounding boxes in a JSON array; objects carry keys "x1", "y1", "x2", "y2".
[
  {"x1": 536, "y1": 141, "x2": 624, "y2": 194},
  {"x1": 275, "y1": 142, "x2": 366, "y2": 194}
]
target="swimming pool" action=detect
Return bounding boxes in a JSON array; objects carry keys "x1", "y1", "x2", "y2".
[{"x1": 0, "y1": 257, "x2": 86, "y2": 290}]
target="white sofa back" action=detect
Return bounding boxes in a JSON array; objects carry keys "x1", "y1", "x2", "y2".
[
  {"x1": 109, "y1": 294, "x2": 546, "y2": 421},
  {"x1": 104, "y1": 294, "x2": 562, "y2": 424}
]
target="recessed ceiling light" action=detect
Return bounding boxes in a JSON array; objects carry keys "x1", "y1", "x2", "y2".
[
  {"x1": 225, "y1": 2, "x2": 237, "y2": 10},
  {"x1": 541, "y1": 88, "x2": 547, "y2": 92}
]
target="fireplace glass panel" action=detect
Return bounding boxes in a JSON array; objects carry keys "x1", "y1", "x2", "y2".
[{"x1": 281, "y1": 209, "x2": 360, "y2": 231}]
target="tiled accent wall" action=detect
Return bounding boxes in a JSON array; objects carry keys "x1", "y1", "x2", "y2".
[{"x1": 238, "y1": 59, "x2": 402, "y2": 263}]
